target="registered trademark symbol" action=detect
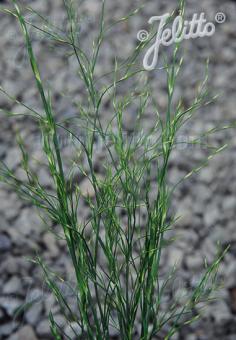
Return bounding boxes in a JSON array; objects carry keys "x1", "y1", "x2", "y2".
[{"x1": 215, "y1": 12, "x2": 226, "y2": 24}]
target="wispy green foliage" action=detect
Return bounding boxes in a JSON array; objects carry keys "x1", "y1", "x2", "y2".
[{"x1": 0, "y1": 1, "x2": 230, "y2": 339}]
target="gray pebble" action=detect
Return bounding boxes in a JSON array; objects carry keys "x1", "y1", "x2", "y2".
[
  {"x1": 0, "y1": 321, "x2": 19, "y2": 337},
  {"x1": 64, "y1": 322, "x2": 82, "y2": 338},
  {"x1": 8, "y1": 325, "x2": 38, "y2": 340},
  {"x1": 25, "y1": 302, "x2": 43, "y2": 326},
  {"x1": 36, "y1": 318, "x2": 51, "y2": 337},
  {"x1": 3, "y1": 276, "x2": 22, "y2": 295},
  {"x1": 0, "y1": 296, "x2": 23, "y2": 317},
  {"x1": 0, "y1": 233, "x2": 11, "y2": 252}
]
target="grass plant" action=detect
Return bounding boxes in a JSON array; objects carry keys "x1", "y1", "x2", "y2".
[{"x1": 0, "y1": 1, "x2": 230, "y2": 339}]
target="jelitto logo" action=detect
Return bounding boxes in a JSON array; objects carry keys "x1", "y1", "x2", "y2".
[{"x1": 137, "y1": 12, "x2": 226, "y2": 71}]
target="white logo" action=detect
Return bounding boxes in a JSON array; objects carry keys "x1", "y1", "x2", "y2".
[{"x1": 138, "y1": 12, "x2": 226, "y2": 71}]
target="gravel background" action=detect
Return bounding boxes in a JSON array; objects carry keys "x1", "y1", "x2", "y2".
[{"x1": 0, "y1": 0, "x2": 236, "y2": 339}]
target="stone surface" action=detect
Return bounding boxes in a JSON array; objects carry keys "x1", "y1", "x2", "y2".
[
  {"x1": 0, "y1": 191, "x2": 21, "y2": 220},
  {"x1": 8, "y1": 325, "x2": 38, "y2": 340},
  {"x1": 16, "y1": 209, "x2": 42, "y2": 236},
  {"x1": 42, "y1": 233, "x2": 59, "y2": 258},
  {"x1": 64, "y1": 322, "x2": 82, "y2": 338},
  {"x1": 24, "y1": 302, "x2": 43, "y2": 326},
  {"x1": 80, "y1": 177, "x2": 96, "y2": 198},
  {"x1": 185, "y1": 253, "x2": 203, "y2": 271},
  {"x1": 4, "y1": 147, "x2": 21, "y2": 171},
  {"x1": 168, "y1": 248, "x2": 184, "y2": 267},
  {"x1": 0, "y1": 296, "x2": 23, "y2": 317},
  {"x1": 36, "y1": 318, "x2": 51, "y2": 337},
  {"x1": 0, "y1": 233, "x2": 12, "y2": 252},
  {"x1": 0, "y1": 321, "x2": 19, "y2": 338},
  {"x1": 3, "y1": 276, "x2": 22, "y2": 295}
]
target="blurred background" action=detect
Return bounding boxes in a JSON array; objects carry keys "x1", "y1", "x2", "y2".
[{"x1": 0, "y1": 0, "x2": 235, "y2": 339}]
